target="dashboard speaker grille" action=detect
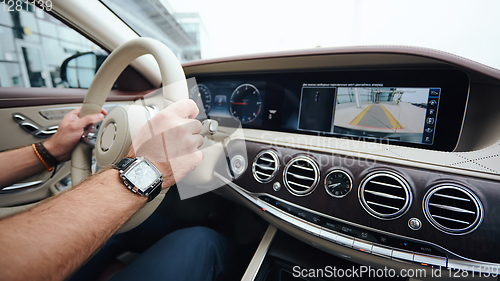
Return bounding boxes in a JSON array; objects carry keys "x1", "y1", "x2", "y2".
[
  {"x1": 423, "y1": 184, "x2": 483, "y2": 235},
  {"x1": 359, "y1": 171, "x2": 412, "y2": 220},
  {"x1": 252, "y1": 150, "x2": 279, "y2": 183},
  {"x1": 283, "y1": 156, "x2": 319, "y2": 196}
]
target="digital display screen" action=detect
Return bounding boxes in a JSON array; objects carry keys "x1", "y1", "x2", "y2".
[
  {"x1": 190, "y1": 69, "x2": 468, "y2": 151},
  {"x1": 297, "y1": 84, "x2": 440, "y2": 145},
  {"x1": 189, "y1": 80, "x2": 265, "y2": 128}
]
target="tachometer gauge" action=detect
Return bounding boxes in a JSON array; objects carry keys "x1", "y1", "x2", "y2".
[
  {"x1": 229, "y1": 83, "x2": 262, "y2": 124},
  {"x1": 324, "y1": 170, "x2": 352, "y2": 198},
  {"x1": 189, "y1": 84, "x2": 212, "y2": 115}
]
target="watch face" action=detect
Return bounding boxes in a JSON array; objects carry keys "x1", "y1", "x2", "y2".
[{"x1": 124, "y1": 161, "x2": 161, "y2": 192}]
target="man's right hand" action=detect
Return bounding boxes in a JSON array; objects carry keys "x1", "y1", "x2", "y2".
[{"x1": 127, "y1": 99, "x2": 204, "y2": 189}]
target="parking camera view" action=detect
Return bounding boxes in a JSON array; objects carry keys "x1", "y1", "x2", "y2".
[{"x1": 333, "y1": 87, "x2": 433, "y2": 143}]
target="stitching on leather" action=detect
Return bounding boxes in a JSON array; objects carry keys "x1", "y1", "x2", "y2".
[
  {"x1": 471, "y1": 154, "x2": 500, "y2": 162},
  {"x1": 386, "y1": 149, "x2": 405, "y2": 159},
  {"x1": 470, "y1": 161, "x2": 498, "y2": 174},
  {"x1": 371, "y1": 148, "x2": 391, "y2": 154}
]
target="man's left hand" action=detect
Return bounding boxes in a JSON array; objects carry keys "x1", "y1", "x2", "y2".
[{"x1": 44, "y1": 107, "x2": 107, "y2": 162}]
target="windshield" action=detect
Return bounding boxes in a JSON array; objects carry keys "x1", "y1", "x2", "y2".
[{"x1": 101, "y1": 0, "x2": 500, "y2": 69}]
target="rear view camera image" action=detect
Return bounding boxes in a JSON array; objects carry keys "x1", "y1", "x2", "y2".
[{"x1": 333, "y1": 87, "x2": 437, "y2": 143}]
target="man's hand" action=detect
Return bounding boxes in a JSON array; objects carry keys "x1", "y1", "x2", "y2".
[
  {"x1": 44, "y1": 107, "x2": 107, "y2": 162},
  {"x1": 128, "y1": 100, "x2": 204, "y2": 189}
]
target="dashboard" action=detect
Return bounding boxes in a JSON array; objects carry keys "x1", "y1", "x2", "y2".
[
  {"x1": 189, "y1": 69, "x2": 469, "y2": 151},
  {"x1": 183, "y1": 47, "x2": 500, "y2": 277}
]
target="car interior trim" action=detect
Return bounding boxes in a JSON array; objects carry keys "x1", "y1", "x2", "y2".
[
  {"x1": 215, "y1": 172, "x2": 500, "y2": 274},
  {"x1": 221, "y1": 131, "x2": 500, "y2": 181},
  {"x1": 241, "y1": 225, "x2": 278, "y2": 281},
  {"x1": 0, "y1": 180, "x2": 44, "y2": 193}
]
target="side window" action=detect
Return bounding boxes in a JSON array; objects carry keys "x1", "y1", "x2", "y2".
[{"x1": 0, "y1": 6, "x2": 102, "y2": 88}]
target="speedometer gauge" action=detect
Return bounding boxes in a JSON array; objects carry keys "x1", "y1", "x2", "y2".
[
  {"x1": 189, "y1": 84, "x2": 211, "y2": 115},
  {"x1": 230, "y1": 83, "x2": 262, "y2": 124}
]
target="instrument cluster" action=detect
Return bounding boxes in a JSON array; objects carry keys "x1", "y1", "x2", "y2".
[{"x1": 189, "y1": 82, "x2": 263, "y2": 125}]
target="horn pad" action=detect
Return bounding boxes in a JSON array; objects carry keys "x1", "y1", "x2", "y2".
[{"x1": 96, "y1": 106, "x2": 133, "y2": 167}]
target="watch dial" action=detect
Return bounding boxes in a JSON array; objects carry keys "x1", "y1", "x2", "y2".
[{"x1": 125, "y1": 161, "x2": 159, "y2": 192}]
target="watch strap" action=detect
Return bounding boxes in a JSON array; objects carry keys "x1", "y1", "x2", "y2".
[
  {"x1": 114, "y1": 157, "x2": 136, "y2": 171},
  {"x1": 147, "y1": 181, "x2": 162, "y2": 202}
]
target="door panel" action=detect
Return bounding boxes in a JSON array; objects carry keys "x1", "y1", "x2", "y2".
[{"x1": 0, "y1": 87, "x2": 150, "y2": 108}]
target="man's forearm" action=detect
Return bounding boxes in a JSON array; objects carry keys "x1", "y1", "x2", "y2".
[
  {"x1": 0, "y1": 169, "x2": 147, "y2": 281},
  {"x1": 0, "y1": 146, "x2": 48, "y2": 189}
]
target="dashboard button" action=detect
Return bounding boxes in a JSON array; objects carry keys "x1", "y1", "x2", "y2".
[
  {"x1": 280, "y1": 212, "x2": 319, "y2": 236},
  {"x1": 255, "y1": 199, "x2": 268, "y2": 210},
  {"x1": 413, "y1": 253, "x2": 447, "y2": 267},
  {"x1": 230, "y1": 155, "x2": 246, "y2": 176},
  {"x1": 392, "y1": 249, "x2": 414, "y2": 262},
  {"x1": 259, "y1": 202, "x2": 283, "y2": 219},
  {"x1": 372, "y1": 244, "x2": 392, "y2": 258},
  {"x1": 320, "y1": 227, "x2": 337, "y2": 243},
  {"x1": 280, "y1": 211, "x2": 298, "y2": 225},
  {"x1": 353, "y1": 239, "x2": 373, "y2": 253},
  {"x1": 260, "y1": 196, "x2": 274, "y2": 205},
  {"x1": 408, "y1": 218, "x2": 422, "y2": 230},
  {"x1": 336, "y1": 233, "x2": 354, "y2": 248},
  {"x1": 306, "y1": 223, "x2": 322, "y2": 236}
]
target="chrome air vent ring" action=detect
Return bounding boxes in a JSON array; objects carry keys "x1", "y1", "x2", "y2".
[
  {"x1": 423, "y1": 184, "x2": 483, "y2": 235},
  {"x1": 358, "y1": 171, "x2": 412, "y2": 220},
  {"x1": 252, "y1": 150, "x2": 280, "y2": 183},
  {"x1": 283, "y1": 156, "x2": 320, "y2": 196}
]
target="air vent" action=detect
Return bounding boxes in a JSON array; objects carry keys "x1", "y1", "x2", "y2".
[
  {"x1": 252, "y1": 150, "x2": 280, "y2": 183},
  {"x1": 283, "y1": 156, "x2": 320, "y2": 196},
  {"x1": 359, "y1": 171, "x2": 412, "y2": 220},
  {"x1": 423, "y1": 184, "x2": 483, "y2": 235}
]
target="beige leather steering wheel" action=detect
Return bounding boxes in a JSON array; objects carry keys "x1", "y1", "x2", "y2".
[{"x1": 71, "y1": 38, "x2": 188, "y2": 233}]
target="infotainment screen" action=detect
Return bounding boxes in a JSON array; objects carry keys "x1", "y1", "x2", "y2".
[
  {"x1": 297, "y1": 84, "x2": 441, "y2": 145},
  {"x1": 190, "y1": 69, "x2": 469, "y2": 151}
]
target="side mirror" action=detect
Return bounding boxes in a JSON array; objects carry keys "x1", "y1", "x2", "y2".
[{"x1": 60, "y1": 51, "x2": 108, "y2": 88}]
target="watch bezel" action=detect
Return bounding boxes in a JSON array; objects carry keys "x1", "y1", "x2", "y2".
[{"x1": 119, "y1": 157, "x2": 163, "y2": 197}]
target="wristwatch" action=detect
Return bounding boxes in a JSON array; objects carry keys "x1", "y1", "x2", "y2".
[{"x1": 113, "y1": 157, "x2": 163, "y2": 202}]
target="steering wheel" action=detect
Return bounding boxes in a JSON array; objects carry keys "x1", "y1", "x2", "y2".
[{"x1": 71, "y1": 38, "x2": 188, "y2": 233}]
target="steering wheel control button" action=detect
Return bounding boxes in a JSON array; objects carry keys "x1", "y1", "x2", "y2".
[
  {"x1": 413, "y1": 253, "x2": 447, "y2": 267},
  {"x1": 408, "y1": 218, "x2": 422, "y2": 230},
  {"x1": 200, "y1": 119, "x2": 218, "y2": 136},
  {"x1": 391, "y1": 249, "x2": 414, "y2": 262},
  {"x1": 230, "y1": 155, "x2": 246, "y2": 177},
  {"x1": 100, "y1": 122, "x2": 117, "y2": 152}
]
